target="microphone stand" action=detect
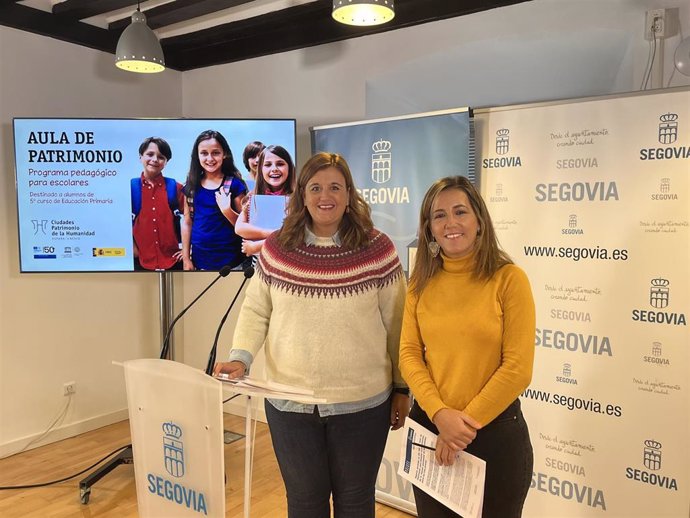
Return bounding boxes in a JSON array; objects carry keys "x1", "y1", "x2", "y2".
[
  {"x1": 205, "y1": 266, "x2": 254, "y2": 445},
  {"x1": 205, "y1": 265, "x2": 254, "y2": 375},
  {"x1": 78, "y1": 265, "x2": 234, "y2": 505}
]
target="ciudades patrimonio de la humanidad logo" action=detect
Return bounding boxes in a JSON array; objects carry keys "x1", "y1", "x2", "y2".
[
  {"x1": 146, "y1": 421, "x2": 209, "y2": 515},
  {"x1": 640, "y1": 112, "x2": 690, "y2": 160},
  {"x1": 632, "y1": 278, "x2": 687, "y2": 326},
  {"x1": 358, "y1": 139, "x2": 410, "y2": 205}
]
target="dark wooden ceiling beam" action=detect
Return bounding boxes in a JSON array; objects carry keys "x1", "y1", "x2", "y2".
[
  {"x1": 163, "y1": 0, "x2": 531, "y2": 70},
  {"x1": 0, "y1": 2, "x2": 119, "y2": 52},
  {"x1": 53, "y1": 0, "x2": 138, "y2": 20},
  {"x1": 108, "y1": 0, "x2": 254, "y2": 32}
]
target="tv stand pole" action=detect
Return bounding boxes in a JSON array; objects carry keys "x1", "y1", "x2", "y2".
[{"x1": 78, "y1": 271, "x2": 175, "y2": 504}]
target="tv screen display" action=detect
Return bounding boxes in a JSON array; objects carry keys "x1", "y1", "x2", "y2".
[{"x1": 13, "y1": 118, "x2": 296, "y2": 273}]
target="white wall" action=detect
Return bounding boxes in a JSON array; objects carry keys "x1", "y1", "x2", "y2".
[
  {"x1": 0, "y1": 26, "x2": 183, "y2": 455},
  {"x1": 2, "y1": 0, "x2": 689, "y2": 453}
]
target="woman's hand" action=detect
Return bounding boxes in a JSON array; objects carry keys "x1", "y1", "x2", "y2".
[
  {"x1": 390, "y1": 393, "x2": 411, "y2": 430},
  {"x1": 241, "y1": 239, "x2": 263, "y2": 256},
  {"x1": 212, "y1": 361, "x2": 246, "y2": 379},
  {"x1": 435, "y1": 435, "x2": 458, "y2": 466},
  {"x1": 432, "y1": 408, "x2": 481, "y2": 453}
]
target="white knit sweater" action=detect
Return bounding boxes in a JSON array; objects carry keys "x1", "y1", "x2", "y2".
[{"x1": 231, "y1": 229, "x2": 406, "y2": 404}]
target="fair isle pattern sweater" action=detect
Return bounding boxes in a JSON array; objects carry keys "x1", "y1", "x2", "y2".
[{"x1": 231, "y1": 229, "x2": 407, "y2": 404}]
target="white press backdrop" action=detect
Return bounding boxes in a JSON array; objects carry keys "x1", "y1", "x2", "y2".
[{"x1": 476, "y1": 88, "x2": 689, "y2": 517}]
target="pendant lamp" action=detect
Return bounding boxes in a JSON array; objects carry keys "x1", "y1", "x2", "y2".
[
  {"x1": 332, "y1": 0, "x2": 395, "y2": 27},
  {"x1": 115, "y1": 6, "x2": 165, "y2": 73}
]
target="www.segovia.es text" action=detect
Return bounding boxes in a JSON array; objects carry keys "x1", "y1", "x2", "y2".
[
  {"x1": 521, "y1": 389, "x2": 623, "y2": 417},
  {"x1": 523, "y1": 245, "x2": 628, "y2": 262}
]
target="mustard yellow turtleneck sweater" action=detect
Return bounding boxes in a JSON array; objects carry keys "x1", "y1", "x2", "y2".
[{"x1": 399, "y1": 252, "x2": 535, "y2": 426}]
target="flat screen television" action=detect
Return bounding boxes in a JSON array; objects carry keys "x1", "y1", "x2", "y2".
[{"x1": 13, "y1": 118, "x2": 296, "y2": 273}]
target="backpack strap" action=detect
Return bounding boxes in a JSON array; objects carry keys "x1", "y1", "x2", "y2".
[
  {"x1": 131, "y1": 177, "x2": 142, "y2": 223},
  {"x1": 164, "y1": 177, "x2": 180, "y2": 214}
]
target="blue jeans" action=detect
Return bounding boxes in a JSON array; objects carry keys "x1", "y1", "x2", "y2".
[
  {"x1": 410, "y1": 399, "x2": 533, "y2": 518},
  {"x1": 265, "y1": 398, "x2": 392, "y2": 518}
]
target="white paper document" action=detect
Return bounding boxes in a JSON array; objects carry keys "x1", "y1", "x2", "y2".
[
  {"x1": 397, "y1": 417, "x2": 486, "y2": 518},
  {"x1": 214, "y1": 374, "x2": 327, "y2": 403}
]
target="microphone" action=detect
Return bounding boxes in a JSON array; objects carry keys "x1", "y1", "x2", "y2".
[
  {"x1": 159, "y1": 264, "x2": 234, "y2": 360},
  {"x1": 205, "y1": 264, "x2": 255, "y2": 375}
]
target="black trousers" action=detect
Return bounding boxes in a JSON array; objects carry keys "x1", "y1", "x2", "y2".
[{"x1": 410, "y1": 399, "x2": 533, "y2": 518}]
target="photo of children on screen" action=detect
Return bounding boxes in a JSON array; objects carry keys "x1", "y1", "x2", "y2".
[
  {"x1": 131, "y1": 137, "x2": 184, "y2": 271},
  {"x1": 181, "y1": 130, "x2": 248, "y2": 271},
  {"x1": 235, "y1": 145, "x2": 295, "y2": 256}
]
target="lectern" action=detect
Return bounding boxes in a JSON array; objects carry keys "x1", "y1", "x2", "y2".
[{"x1": 124, "y1": 359, "x2": 226, "y2": 517}]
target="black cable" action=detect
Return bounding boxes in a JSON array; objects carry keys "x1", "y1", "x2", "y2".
[
  {"x1": 0, "y1": 444, "x2": 131, "y2": 490},
  {"x1": 644, "y1": 32, "x2": 657, "y2": 90}
]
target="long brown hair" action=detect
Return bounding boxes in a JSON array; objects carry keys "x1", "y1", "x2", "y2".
[
  {"x1": 410, "y1": 176, "x2": 512, "y2": 295},
  {"x1": 278, "y1": 152, "x2": 373, "y2": 250}
]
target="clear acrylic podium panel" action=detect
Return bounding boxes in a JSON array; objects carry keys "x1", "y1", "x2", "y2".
[{"x1": 124, "y1": 359, "x2": 226, "y2": 518}]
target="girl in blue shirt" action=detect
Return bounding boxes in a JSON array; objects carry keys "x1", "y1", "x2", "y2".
[{"x1": 181, "y1": 130, "x2": 248, "y2": 271}]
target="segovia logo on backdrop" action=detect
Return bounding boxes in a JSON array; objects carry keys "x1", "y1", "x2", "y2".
[
  {"x1": 146, "y1": 421, "x2": 209, "y2": 515},
  {"x1": 358, "y1": 139, "x2": 409, "y2": 205},
  {"x1": 483, "y1": 129, "x2": 523, "y2": 169},
  {"x1": 643, "y1": 341, "x2": 670, "y2": 367},
  {"x1": 625, "y1": 440, "x2": 678, "y2": 491},
  {"x1": 632, "y1": 278, "x2": 687, "y2": 326},
  {"x1": 562, "y1": 214, "x2": 584, "y2": 235},
  {"x1": 490, "y1": 182, "x2": 508, "y2": 203},
  {"x1": 556, "y1": 362, "x2": 578, "y2": 385},
  {"x1": 640, "y1": 113, "x2": 690, "y2": 160},
  {"x1": 371, "y1": 139, "x2": 392, "y2": 184},
  {"x1": 651, "y1": 176, "x2": 678, "y2": 201}
]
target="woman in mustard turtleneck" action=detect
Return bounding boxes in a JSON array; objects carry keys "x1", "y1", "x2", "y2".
[{"x1": 400, "y1": 176, "x2": 535, "y2": 518}]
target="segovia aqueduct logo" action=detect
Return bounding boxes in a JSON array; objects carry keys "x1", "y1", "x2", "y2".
[
  {"x1": 371, "y1": 139, "x2": 392, "y2": 184},
  {"x1": 162, "y1": 422, "x2": 185, "y2": 478},
  {"x1": 496, "y1": 128, "x2": 510, "y2": 155},
  {"x1": 658, "y1": 113, "x2": 678, "y2": 144}
]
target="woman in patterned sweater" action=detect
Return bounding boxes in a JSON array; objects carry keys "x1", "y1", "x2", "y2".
[{"x1": 214, "y1": 152, "x2": 410, "y2": 518}]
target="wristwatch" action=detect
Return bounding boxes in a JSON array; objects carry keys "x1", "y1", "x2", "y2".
[{"x1": 393, "y1": 387, "x2": 411, "y2": 396}]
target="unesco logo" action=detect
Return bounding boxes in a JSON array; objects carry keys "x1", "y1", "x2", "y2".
[
  {"x1": 371, "y1": 139, "x2": 392, "y2": 184},
  {"x1": 658, "y1": 113, "x2": 678, "y2": 144},
  {"x1": 163, "y1": 421, "x2": 184, "y2": 477},
  {"x1": 625, "y1": 439, "x2": 678, "y2": 491}
]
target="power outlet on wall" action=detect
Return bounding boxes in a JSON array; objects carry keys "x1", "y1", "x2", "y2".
[
  {"x1": 63, "y1": 381, "x2": 76, "y2": 396},
  {"x1": 645, "y1": 9, "x2": 666, "y2": 40}
]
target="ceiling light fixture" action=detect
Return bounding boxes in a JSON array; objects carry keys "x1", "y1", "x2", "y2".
[
  {"x1": 115, "y1": 2, "x2": 165, "y2": 74},
  {"x1": 332, "y1": 0, "x2": 395, "y2": 27}
]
